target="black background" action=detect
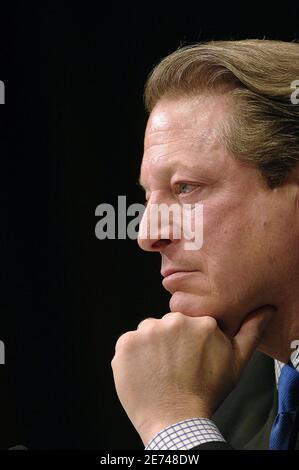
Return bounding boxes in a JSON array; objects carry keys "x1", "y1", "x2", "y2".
[{"x1": 0, "y1": 2, "x2": 298, "y2": 449}]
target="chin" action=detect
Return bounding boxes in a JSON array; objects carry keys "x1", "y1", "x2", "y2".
[
  {"x1": 169, "y1": 290, "x2": 245, "y2": 338},
  {"x1": 169, "y1": 290, "x2": 220, "y2": 317}
]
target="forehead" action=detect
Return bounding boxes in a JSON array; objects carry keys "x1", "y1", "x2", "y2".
[
  {"x1": 145, "y1": 95, "x2": 225, "y2": 140},
  {"x1": 140, "y1": 95, "x2": 231, "y2": 188}
]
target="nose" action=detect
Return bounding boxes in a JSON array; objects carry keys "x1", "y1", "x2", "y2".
[{"x1": 137, "y1": 194, "x2": 177, "y2": 252}]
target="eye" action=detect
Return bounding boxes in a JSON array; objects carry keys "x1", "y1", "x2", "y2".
[{"x1": 174, "y1": 182, "x2": 198, "y2": 195}]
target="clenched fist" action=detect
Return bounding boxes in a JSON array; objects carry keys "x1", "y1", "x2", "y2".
[{"x1": 111, "y1": 308, "x2": 274, "y2": 446}]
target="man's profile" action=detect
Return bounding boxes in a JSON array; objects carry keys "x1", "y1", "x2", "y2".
[{"x1": 111, "y1": 39, "x2": 299, "y2": 450}]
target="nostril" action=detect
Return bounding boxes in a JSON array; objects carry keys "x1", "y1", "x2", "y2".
[{"x1": 152, "y1": 239, "x2": 171, "y2": 250}]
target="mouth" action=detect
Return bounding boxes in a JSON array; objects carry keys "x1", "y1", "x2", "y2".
[
  {"x1": 161, "y1": 268, "x2": 197, "y2": 278},
  {"x1": 161, "y1": 269, "x2": 198, "y2": 290}
]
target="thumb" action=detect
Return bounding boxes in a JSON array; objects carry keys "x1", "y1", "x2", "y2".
[{"x1": 232, "y1": 306, "x2": 275, "y2": 371}]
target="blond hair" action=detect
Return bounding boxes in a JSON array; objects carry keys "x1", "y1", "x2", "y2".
[{"x1": 144, "y1": 39, "x2": 299, "y2": 187}]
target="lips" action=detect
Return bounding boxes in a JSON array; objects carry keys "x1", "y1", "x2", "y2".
[
  {"x1": 161, "y1": 268, "x2": 194, "y2": 278},
  {"x1": 161, "y1": 270, "x2": 197, "y2": 294},
  {"x1": 161, "y1": 268, "x2": 196, "y2": 278}
]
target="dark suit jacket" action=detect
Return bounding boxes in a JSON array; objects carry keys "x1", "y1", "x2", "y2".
[{"x1": 192, "y1": 351, "x2": 299, "y2": 450}]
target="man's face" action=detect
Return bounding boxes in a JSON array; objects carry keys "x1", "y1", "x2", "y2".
[{"x1": 138, "y1": 95, "x2": 298, "y2": 338}]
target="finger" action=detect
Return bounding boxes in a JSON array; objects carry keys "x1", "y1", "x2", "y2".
[
  {"x1": 137, "y1": 317, "x2": 157, "y2": 329},
  {"x1": 232, "y1": 306, "x2": 275, "y2": 370},
  {"x1": 161, "y1": 312, "x2": 173, "y2": 320},
  {"x1": 114, "y1": 330, "x2": 136, "y2": 353},
  {"x1": 161, "y1": 311, "x2": 182, "y2": 320}
]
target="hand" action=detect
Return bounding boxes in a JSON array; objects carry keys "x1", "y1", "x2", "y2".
[{"x1": 111, "y1": 307, "x2": 274, "y2": 445}]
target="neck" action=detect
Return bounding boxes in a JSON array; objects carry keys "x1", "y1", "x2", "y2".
[{"x1": 257, "y1": 287, "x2": 299, "y2": 363}]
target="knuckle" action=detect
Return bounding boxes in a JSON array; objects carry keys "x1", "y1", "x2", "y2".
[
  {"x1": 161, "y1": 312, "x2": 172, "y2": 320},
  {"x1": 137, "y1": 317, "x2": 157, "y2": 330},
  {"x1": 115, "y1": 331, "x2": 136, "y2": 352},
  {"x1": 138, "y1": 321, "x2": 159, "y2": 339},
  {"x1": 162, "y1": 311, "x2": 182, "y2": 320},
  {"x1": 198, "y1": 316, "x2": 218, "y2": 332},
  {"x1": 163, "y1": 311, "x2": 186, "y2": 329}
]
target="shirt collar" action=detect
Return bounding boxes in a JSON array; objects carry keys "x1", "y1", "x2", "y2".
[{"x1": 274, "y1": 348, "x2": 299, "y2": 386}]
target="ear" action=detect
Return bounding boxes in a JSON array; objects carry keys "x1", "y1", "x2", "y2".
[
  {"x1": 281, "y1": 164, "x2": 299, "y2": 212},
  {"x1": 291, "y1": 165, "x2": 299, "y2": 212},
  {"x1": 288, "y1": 162, "x2": 299, "y2": 185}
]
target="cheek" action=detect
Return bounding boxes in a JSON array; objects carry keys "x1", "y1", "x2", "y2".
[
  {"x1": 200, "y1": 201, "x2": 246, "y2": 263},
  {"x1": 198, "y1": 200, "x2": 270, "y2": 297},
  {"x1": 200, "y1": 195, "x2": 267, "y2": 261}
]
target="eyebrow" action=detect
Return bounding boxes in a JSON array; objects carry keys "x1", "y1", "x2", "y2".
[{"x1": 137, "y1": 161, "x2": 203, "y2": 192}]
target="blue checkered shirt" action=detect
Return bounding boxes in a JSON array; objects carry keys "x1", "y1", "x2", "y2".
[{"x1": 145, "y1": 348, "x2": 299, "y2": 450}]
